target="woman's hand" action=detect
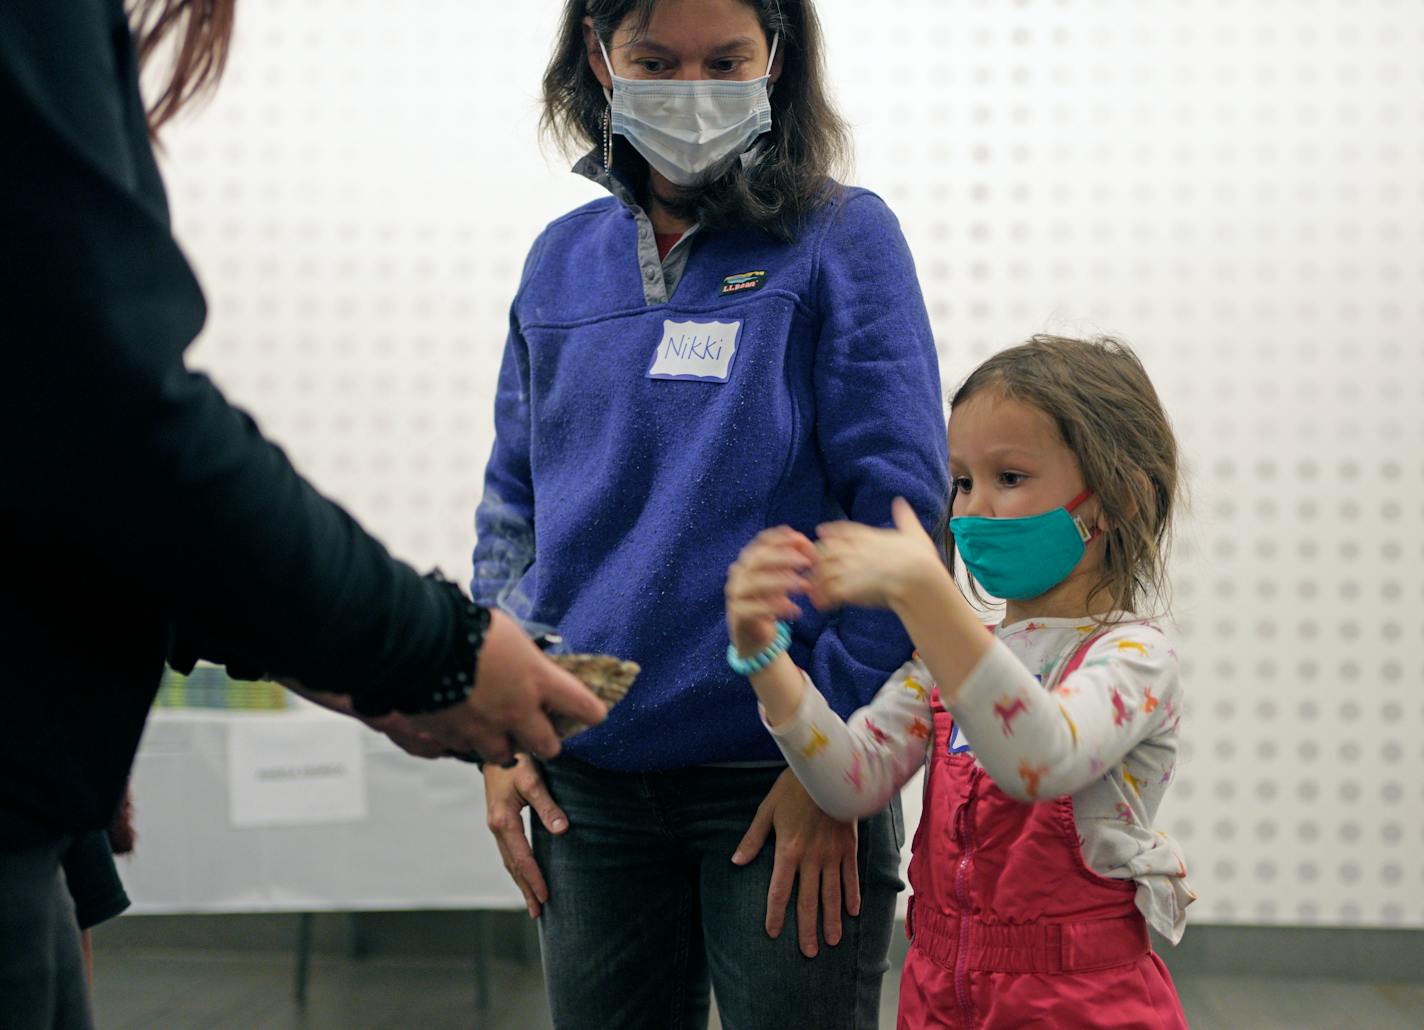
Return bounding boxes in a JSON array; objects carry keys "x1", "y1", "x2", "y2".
[
  {"x1": 725, "y1": 527, "x2": 817, "y2": 655},
  {"x1": 731, "y1": 769, "x2": 860, "y2": 959},
  {"x1": 282, "y1": 681, "x2": 449, "y2": 760},
  {"x1": 360, "y1": 712, "x2": 449, "y2": 759},
  {"x1": 812, "y1": 498, "x2": 945, "y2": 613},
  {"x1": 411, "y1": 610, "x2": 606, "y2": 766},
  {"x1": 483, "y1": 755, "x2": 568, "y2": 919}
]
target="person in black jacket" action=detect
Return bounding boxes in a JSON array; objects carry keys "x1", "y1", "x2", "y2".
[{"x1": 0, "y1": 2, "x2": 605, "y2": 1026}]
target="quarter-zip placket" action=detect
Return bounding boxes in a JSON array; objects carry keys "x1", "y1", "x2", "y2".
[{"x1": 572, "y1": 152, "x2": 700, "y2": 305}]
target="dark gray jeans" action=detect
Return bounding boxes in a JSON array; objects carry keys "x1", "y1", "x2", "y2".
[
  {"x1": 0, "y1": 837, "x2": 93, "y2": 1030},
  {"x1": 532, "y1": 758, "x2": 903, "y2": 1030}
]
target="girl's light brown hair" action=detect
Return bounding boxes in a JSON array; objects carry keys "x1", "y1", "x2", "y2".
[
  {"x1": 948, "y1": 335, "x2": 1182, "y2": 618},
  {"x1": 129, "y1": 0, "x2": 237, "y2": 135}
]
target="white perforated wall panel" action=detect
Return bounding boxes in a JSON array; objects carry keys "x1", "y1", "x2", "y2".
[{"x1": 153, "y1": 0, "x2": 1424, "y2": 928}]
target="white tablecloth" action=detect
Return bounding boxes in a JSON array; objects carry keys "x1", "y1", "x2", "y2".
[
  {"x1": 122, "y1": 703, "x2": 921, "y2": 917},
  {"x1": 121, "y1": 704, "x2": 522, "y2": 914}
]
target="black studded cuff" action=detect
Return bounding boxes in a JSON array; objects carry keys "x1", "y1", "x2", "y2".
[{"x1": 351, "y1": 572, "x2": 491, "y2": 718}]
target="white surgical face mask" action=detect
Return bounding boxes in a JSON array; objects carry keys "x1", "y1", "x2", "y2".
[{"x1": 599, "y1": 34, "x2": 779, "y2": 187}]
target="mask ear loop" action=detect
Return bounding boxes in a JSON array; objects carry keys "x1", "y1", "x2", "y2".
[
  {"x1": 763, "y1": 31, "x2": 781, "y2": 100},
  {"x1": 598, "y1": 36, "x2": 616, "y2": 91},
  {"x1": 766, "y1": 0, "x2": 783, "y2": 68},
  {"x1": 1065, "y1": 489, "x2": 1102, "y2": 544},
  {"x1": 765, "y1": 0, "x2": 783, "y2": 91}
]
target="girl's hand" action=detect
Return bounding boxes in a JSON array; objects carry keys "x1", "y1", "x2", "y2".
[
  {"x1": 725, "y1": 527, "x2": 818, "y2": 655},
  {"x1": 812, "y1": 498, "x2": 944, "y2": 612}
]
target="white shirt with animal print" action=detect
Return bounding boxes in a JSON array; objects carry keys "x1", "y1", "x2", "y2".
[{"x1": 763, "y1": 614, "x2": 1196, "y2": 943}]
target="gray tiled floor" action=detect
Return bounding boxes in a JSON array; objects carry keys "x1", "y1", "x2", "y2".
[
  {"x1": 1171, "y1": 975, "x2": 1424, "y2": 1030},
  {"x1": 90, "y1": 948, "x2": 1424, "y2": 1029}
]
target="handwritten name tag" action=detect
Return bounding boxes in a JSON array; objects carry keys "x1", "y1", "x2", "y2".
[{"x1": 647, "y1": 319, "x2": 742, "y2": 383}]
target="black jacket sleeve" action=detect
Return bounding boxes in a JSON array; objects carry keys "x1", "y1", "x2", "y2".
[{"x1": 0, "y1": 0, "x2": 459, "y2": 708}]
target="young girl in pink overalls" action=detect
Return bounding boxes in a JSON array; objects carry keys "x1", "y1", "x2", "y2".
[{"x1": 725, "y1": 335, "x2": 1193, "y2": 1028}]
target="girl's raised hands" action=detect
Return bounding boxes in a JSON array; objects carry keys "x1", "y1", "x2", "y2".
[
  {"x1": 810, "y1": 498, "x2": 942, "y2": 612},
  {"x1": 727, "y1": 502, "x2": 941, "y2": 648},
  {"x1": 725, "y1": 527, "x2": 818, "y2": 656}
]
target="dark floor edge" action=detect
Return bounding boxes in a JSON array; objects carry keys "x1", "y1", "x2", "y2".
[{"x1": 98, "y1": 912, "x2": 1424, "y2": 982}]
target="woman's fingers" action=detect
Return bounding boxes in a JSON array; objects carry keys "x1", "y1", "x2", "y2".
[
  {"x1": 820, "y1": 861, "x2": 843, "y2": 948},
  {"x1": 492, "y1": 834, "x2": 542, "y2": 918},
  {"x1": 484, "y1": 763, "x2": 548, "y2": 918},
  {"x1": 515, "y1": 760, "x2": 569, "y2": 835},
  {"x1": 795, "y1": 860, "x2": 823, "y2": 958}
]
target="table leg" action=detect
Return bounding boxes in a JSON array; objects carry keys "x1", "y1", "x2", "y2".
[
  {"x1": 294, "y1": 912, "x2": 314, "y2": 1005},
  {"x1": 474, "y1": 909, "x2": 491, "y2": 1013}
]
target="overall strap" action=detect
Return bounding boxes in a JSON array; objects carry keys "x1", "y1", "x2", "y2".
[{"x1": 1047, "y1": 625, "x2": 1113, "y2": 691}]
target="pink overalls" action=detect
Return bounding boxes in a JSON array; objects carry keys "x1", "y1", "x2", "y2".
[{"x1": 898, "y1": 653, "x2": 1188, "y2": 1029}]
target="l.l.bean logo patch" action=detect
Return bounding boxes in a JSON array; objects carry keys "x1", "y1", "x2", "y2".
[{"x1": 719, "y1": 270, "x2": 766, "y2": 296}]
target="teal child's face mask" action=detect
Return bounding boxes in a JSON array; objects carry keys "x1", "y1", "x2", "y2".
[{"x1": 950, "y1": 489, "x2": 1099, "y2": 600}]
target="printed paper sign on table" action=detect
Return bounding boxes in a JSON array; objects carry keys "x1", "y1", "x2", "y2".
[{"x1": 227, "y1": 717, "x2": 367, "y2": 828}]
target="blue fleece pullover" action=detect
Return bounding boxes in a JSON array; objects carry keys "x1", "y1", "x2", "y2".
[{"x1": 473, "y1": 164, "x2": 949, "y2": 771}]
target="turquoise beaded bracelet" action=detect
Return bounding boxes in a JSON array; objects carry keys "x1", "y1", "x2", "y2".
[{"x1": 727, "y1": 621, "x2": 792, "y2": 676}]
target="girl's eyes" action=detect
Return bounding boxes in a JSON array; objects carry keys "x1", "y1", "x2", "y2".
[
  {"x1": 952, "y1": 472, "x2": 1027, "y2": 493},
  {"x1": 635, "y1": 59, "x2": 670, "y2": 74},
  {"x1": 710, "y1": 59, "x2": 742, "y2": 74}
]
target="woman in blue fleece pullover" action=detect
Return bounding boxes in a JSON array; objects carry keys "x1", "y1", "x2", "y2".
[{"x1": 475, "y1": 2, "x2": 948, "y2": 1026}]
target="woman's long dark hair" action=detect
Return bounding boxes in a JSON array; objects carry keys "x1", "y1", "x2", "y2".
[
  {"x1": 128, "y1": 0, "x2": 237, "y2": 135},
  {"x1": 542, "y1": 0, "x2": 850, "y2": 241}
]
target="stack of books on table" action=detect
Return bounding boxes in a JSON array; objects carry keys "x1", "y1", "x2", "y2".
[{"x1": 154, "y1": 663, "x2": 289, "y2": 711}]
